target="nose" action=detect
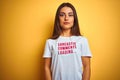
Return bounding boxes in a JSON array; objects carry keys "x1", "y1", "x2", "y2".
[{"x1": 64, "y1": 15, "x2": 69, "y2": 21}]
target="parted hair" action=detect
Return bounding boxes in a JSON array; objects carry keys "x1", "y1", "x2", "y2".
[{"x1": 50, "y1": 2, "x2": 82, "y2": 39}]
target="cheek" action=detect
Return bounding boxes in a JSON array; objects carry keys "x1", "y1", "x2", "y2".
[
  {"x1": 59, "y1": 18, "x2": 64, "y2": 25},
  {"x1": 70, "y1": 18, "x2": 74, "y2": 25}
]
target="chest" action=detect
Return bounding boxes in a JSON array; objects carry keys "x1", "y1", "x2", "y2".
[{"x1": 50, "y1": 40, "x2": 82, "y2": 56}]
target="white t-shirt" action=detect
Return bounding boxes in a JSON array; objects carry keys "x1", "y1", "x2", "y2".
[{"x1": 43, "y1": 36, "x2": 92, "y2": 80}]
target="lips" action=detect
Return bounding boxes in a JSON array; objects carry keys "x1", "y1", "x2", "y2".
[{"x1": 63, "y1": 22, "x2": 70, "y2": 25}]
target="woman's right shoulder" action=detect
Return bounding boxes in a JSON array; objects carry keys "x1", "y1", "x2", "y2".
[
  {"x1": 45, "y1": 38, "x2": 57, "y2": 46},
  {"x1": 45, "y1": 38, "x2": 56, "y2": 43}
]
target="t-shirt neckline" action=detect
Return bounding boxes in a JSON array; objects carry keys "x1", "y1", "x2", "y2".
[{"x1": 59, "y1": 35, "x2": 73, "y2": 38}]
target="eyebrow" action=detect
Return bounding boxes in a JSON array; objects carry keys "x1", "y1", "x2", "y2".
[{"x1": 59, "y1": 12, "x2": 73, "y2": 14}]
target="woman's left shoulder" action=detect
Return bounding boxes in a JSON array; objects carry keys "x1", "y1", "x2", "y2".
[{"x1": 73, "y1": 36, "x2": 87, "y2": 40}]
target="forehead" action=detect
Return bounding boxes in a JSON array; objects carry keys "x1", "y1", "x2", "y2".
[{"x1": 60, "y1": 6, "x2": 73, "y2": 13}]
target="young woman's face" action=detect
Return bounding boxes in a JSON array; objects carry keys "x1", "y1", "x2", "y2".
[{"x1": 59, "y1": 6, "x2": 74, "y2": 30}]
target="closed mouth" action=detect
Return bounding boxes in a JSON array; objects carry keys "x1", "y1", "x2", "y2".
[{"x1": 63, "y1": 22, "x2": 70, "y2": 24}]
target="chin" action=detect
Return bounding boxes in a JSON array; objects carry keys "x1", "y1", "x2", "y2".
[
  {"x1": 62, "y1": 27, "x2": 72, "y2": 30},
  {"x1": 62, "y1": 26, "x2": 72, "y2": 29}
]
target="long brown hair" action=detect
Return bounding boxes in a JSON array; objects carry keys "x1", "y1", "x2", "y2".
[{"x1": 50, "y1": 2, "x2": 82, "y2": 39}]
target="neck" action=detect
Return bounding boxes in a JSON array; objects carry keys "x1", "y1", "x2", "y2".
[{"x1": 61, "y1": 29, "x2": 71, "y2": 37}]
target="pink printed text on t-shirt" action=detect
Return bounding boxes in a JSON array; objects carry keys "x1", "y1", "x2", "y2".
[{"x1": 58, "y1": 42, "x2": 76, "y2": 55}]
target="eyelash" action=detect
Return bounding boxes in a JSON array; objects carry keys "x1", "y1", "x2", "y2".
[
  {"x1": 59, "y1": 14, "x2": 74, "y2": 17},
  {"x1": 69, "y1": 14, "x2": 74, "y2": 16}
]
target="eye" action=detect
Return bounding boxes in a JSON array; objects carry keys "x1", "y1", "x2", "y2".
[
  {"x1": 68, "y1": 13, "x2": 74, "y2": 17},
  {"x1": 59, "y1": 13, "x2": 65, "y2": 17},
  {"x1": 69, "y1": 14, "x2": 74, "y2": 16}
]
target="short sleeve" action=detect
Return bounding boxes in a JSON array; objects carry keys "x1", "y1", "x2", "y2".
[
  {"x1": 43, "y1": 40, "x2": 52, "y2": 58},
  {"x1": 81, "y1": 37, "x2": 92, "y2": 57}
]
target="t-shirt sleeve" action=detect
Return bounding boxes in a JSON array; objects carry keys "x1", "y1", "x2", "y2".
[
  {"x1": 43, "y1": 40, "x2": 52, "y2": 58},
  {"x1": 81, "y1": 37, "x2": 92, "y2": 57}
]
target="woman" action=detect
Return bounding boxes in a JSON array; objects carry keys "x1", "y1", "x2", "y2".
[{"x1": 43, "y1": 2, "x2": 92, "y2": 80}]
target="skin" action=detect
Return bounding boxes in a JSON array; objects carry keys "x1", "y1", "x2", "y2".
[
  {"x1": 44, "y1": 6, "x2": 91, "y2": 80},
  {"x1": 44, "y1": 58, "x2": 51, "y2": 80},
  {"x1": 59, "y1": 7, "x2": 74, "y2": 37},
  {"x1": 82, "y1": 57, "x2": 91, "y2": 80}
]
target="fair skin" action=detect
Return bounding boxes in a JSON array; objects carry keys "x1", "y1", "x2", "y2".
[
  {"x1": 59, "y1": 6, "x2": 74, "y2": 36},
  {"x1": 44, "y1": 58, "x2": 51, "y2": 80},
  {"x1": 44, "y1": 6, "x2": 91, "y2": 80},
  {"x1": 82, "y1": 57, "x2": 91, "y2": 80}
]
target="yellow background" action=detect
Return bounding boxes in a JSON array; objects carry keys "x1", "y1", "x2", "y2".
[{"x1": 1, "y1": 0, "x2": 120, "y2": 80}]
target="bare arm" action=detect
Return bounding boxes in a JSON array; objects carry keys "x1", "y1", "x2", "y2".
[
  {"x1": 44, "y1": 58, "x2": 52, "y2": 80},
  {"x1": 82, "y1": 56, "x2": 91, "y2": 80}
]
